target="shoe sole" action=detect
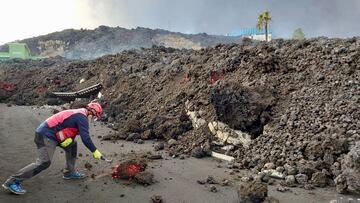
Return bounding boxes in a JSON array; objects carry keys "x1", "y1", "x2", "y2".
[
  {"x1": 62, "y1": 176, "x2": 86, "y2": 180},
  {"x1": 2, "y1": 184, "x2": 25, "y2": 195}
]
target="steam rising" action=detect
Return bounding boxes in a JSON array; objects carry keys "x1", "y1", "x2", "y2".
[{"x1": 83, "y1": 0, "x2": 360, "y2": 38}]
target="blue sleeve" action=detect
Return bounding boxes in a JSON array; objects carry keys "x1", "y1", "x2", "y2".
[{"x1": 77, "y1": 115, "x2": 97, "y2": 152}]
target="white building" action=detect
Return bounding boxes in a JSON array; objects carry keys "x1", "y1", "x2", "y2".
[{"x1": 229, "y1": 28, "x2": 273, "y2": 41}]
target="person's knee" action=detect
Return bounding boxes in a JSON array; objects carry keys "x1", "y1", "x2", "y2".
[
  {"x1": 39, "y1": 161, "x2": 51, "y2": 170},
  {"x1": 33, "y1": 161, "x2": 51, "y2": 175}
]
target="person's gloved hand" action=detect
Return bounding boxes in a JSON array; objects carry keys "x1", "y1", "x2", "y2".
[
  {"x1": 60, "y1": 138, "x2": 73, "y2": 148},
  {"x1": 92, "y1": 149, "x2": 102, "y2": 160}
]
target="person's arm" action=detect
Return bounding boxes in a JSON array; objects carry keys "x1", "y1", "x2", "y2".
[{"x1": 77, "y1": 115, "x2": 97, "y2": 153}]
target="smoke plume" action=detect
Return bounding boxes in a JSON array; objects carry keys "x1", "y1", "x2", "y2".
[{"x1": 82, "y1": 0, "x2": 360, "y2": 38}]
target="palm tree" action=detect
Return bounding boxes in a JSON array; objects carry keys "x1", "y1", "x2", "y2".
[{"x1": 257, "y1": 11, "x2": 272, "y2": 42}]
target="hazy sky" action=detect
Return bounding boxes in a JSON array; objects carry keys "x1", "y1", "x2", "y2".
[{"x1": 1, "y1": 0, "x2": 360, "y2": 44}]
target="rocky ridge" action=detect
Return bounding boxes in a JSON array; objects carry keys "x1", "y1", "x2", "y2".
[{"x1": 0, "y1": 26, "x2": 240, "y2": 59}]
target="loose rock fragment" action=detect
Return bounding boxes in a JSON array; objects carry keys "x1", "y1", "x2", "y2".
[
  {"x1": 304, "y1": 184, "x2": 315, "y2": 190},
  {"x1": 276, "y1": 185, "x2": 289, "y2": 192},
  {"x1": 284, "y1": 175, "x2": 296, "y2": 187},
  {"x1": 237, "y1": 180, "x2": 268, "y2": 203},
  {"x1": 206, "y1": 176, "x2": 218, "y2": 184},
  {"x1": 147, "y1": 154, "x2": 163, "y2": 160},
  {"x1": 134, "y1": 171, "x2": 155, "y2": 185},
  {"x1": 151, "y1": 195, "x2": 162, "y2": 203},
  {"x1": 191, "y1": 147, "x2": 206, "y2": 158},
  {"x1": 295, "y1": 174, "x2": 308, "y2": 185},
  {"x1": 154, "y1": 143, "x2": 165, "y2": 151},
  {"x1": 210, "y1": 185, "x2": 217, "y2": 193},
  {"x1": 84, "y1": 162, "x2": 92, "y2": 170},
  {"x1": 311, "y1": 172, "x2": 327, "y2": 187},
  {"x1": 197, "y1": 180, "x2": 206, "y2": 185}
]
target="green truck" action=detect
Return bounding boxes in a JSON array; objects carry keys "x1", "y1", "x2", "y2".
[{"x1": 0, "y1": 43, "x2": 42, "y2": 60}]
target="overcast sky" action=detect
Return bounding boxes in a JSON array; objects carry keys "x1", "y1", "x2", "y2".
[{"x1": 1, "y1": 0, "x2": 360, "y2": 44}]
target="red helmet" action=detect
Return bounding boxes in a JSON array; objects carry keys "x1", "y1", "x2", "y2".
[{"x1": 87, "y1": 102, "x2": 103, "y2": 118}]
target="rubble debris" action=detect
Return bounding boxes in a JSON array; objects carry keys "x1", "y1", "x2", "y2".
[
  {"x1": 268, "y1": 179, "x2": 275, "y2": 185},
  {"x1": 84, "y1": 162, "x2": 92, "y2": 170},
  {"x1": 276, "y1": 185, "x2": 289, "y2": 192},
  {"x1": 185, "y1": 100, "x2": 207, "y2": 129},
  {"x1": 191, "y1": 147, "x2": 207, "y2": 158},
  {"x1": 295, "y1": 174, "x2": 308, "y2": 185},
  {"x1": 263, "y1": 163, "x2": 275, "y2": 170},
  {"x1": 126, "y1": 133, "x2": 141, "y2": 141},
  {"x1": 211, "y1": 151, "x2": 235, "y2": 162},
  {"x1": 304, "y1": 184, "x2": 315, "y2": 190},
  {"x1": 297, "y1": 160, "x2": 316, "y2": 179},
  {"x1": 311, "y1": 172, "x2": 327, "y2": 187},
  {"x1": 284, "y1": 164, "x2": 297, "y2": 175},
  {"x1": 167, "y1": 139, "x2": 177, "y2": 146},
  {"x1": 258, "y1": 172, "x2": 270, "y2": 183},
  {"x1": 263, "y1": 169, "x2": 285, "y2": 179},
  {"x1": 154, "y1": 142, "x2": 165, "y2": 151},
  {"x1": 237, "y1": 179, "x2": 268, "y2": 203},
  {"x1": 210, "y1": 185, "x2": 217, "y2": 193},
  {"x1": 50, "y1": 83, "x2": 102, "y2": 101},
  {"x1": 284, "y1": 175, "x2": 296, "y2": 187},
  {"x1": 208, "y1": 121, "x2": 251, "y2": 147},
  {"x1": 220, "y1": 179, "x2": 230, "y2": 186},
  {"x1": 197, "y1": 175, "x2": 220, "y2": 185},
  {"x1": 221, "y1": 145, "x2": 235, "y2": 151},
  {"x1": 147, "y1": 154, "x2": 163, "y2": 160},
  {"x1": 134, "y1": 171, "x2": 155, "y2": 185},
  {"x1": 197, "y1": 180, "x2": 206, "y2": 185},
  {"x1": 101, "y1": 134, "x2": 113, "y2": 141},
  {"x1": 206, "y1": 176, "x2": 218, "y2": 184},
  {"x1": 275, "y1": 166, "x2": 285, "y2": 173}
]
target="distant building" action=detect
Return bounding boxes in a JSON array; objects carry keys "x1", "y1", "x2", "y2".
[
  {"x1": 0, "y1": 43, "x2": 43, "y2": 61},
  {"x1": 229, "y1": 28, "x2": 273, "y2": 41}
]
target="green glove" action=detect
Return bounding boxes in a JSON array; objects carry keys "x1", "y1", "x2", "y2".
[
  {"x1": 60, "y1": 138, "x2": 73, "y2": 148},
  {"x1": 92, "y1": 149, "x2": 102, "y2": 160}
]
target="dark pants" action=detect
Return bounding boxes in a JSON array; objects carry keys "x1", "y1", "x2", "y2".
[{"x1": 5, "y1": 133, "x2": 77, "y2": 184}]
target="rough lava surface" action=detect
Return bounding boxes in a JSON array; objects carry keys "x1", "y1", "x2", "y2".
[{"x1": 1, "y1": 37, "x2": 359, "y2": 194}]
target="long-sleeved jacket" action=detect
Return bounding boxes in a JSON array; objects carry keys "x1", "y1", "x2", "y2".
[{"x1": 36, "y1": 108, "x2": 97, "y2": 152}]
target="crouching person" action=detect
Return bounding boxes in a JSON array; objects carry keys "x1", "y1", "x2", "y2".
[{"x1": 2, "y1": 102, "x2": 104, "y2": 195}]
